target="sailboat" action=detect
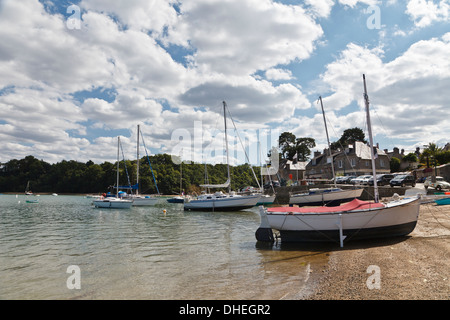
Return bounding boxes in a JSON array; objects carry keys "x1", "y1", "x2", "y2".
[
  {"x1": 256, "y1": 75, "x2": 421, "y2": 247},
  {"x1": 167, "y1": 158, "x2": 186, "y2": 203},
  {"x1": 128, "y1": 125, "x2": 159, "y2": 206},
  {"x1": 24, "y1": 181, "x2": 39, "y2": 203},
  {"x1": 255, "y1": 142, "x2": 276, "y2": 206},
  {"x1": 25, "y1": 181, "x2": 33, "y2": 195},
  {"x1": 93, "y1": 137, "x2": 133, "y2": 209},
  {"x1": 289, "y1": 96, "x2": 363, "y2": 207},
  {"x1": 184, "y1": 101, "x2": 261, "y2": 211}
]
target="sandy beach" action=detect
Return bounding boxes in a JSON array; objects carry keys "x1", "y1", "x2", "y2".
[{"x1": 304, "y1": 200, "x2": 450, "y2": 300}]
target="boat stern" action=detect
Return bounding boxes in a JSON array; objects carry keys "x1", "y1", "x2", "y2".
[{"x1": 255, "y1": 206, "x2": 274, "y2": 242}]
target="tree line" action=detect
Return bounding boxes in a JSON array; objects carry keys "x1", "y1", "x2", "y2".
[{"x1": 0, "y1": 155, "x2": 262, "y2": 194}]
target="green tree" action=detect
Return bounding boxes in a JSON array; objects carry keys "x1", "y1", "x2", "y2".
[
  {"x1": 278, "y1": 132, "x2": 315, "y2": 161},
  {"x1": 331, "y1": 127, "x2": 366, "y2": 150},
  {"x1": 402, "y1": 153, "x2": 418, "y2": 170},
  {"x1": 422, "y1": 143, "x2": 442, "y2": 166},
  {"x1": 402, "y1": 153, "x2": 417, "y2": 163},
  {"x1": 295, "y1": 137, "x2": 316, "y2": 161},
  {"x1": 390, "y1": 157, "x2": 401, "y2": 173},
  {"x1": 435, "y1": 150, "x2": 450, "y2": 165},
  {"x1": 279, "y1": 132, "x2": 296, "y2": 159}
]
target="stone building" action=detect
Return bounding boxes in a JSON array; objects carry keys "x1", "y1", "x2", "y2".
[{"x1": 305, "y1": 141, "x2": 390, "y2": 179}]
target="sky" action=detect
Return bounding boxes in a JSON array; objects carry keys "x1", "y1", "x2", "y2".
[{"x1": 0, "y1": 0, "x2": 449, "y2": 166}]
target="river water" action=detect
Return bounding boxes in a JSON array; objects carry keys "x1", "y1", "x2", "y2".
[{"x1": 0, "y1": 194, "x2": 329, "y2": 300}]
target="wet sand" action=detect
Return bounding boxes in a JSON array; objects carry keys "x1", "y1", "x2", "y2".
[{"x1": 303, "y1": 202, "x2": 450, "y2": 300}]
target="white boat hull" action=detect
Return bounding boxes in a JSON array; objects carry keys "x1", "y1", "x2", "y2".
[
  {"x1": 256, "y1": 197, "x2": 420, "y2": 243},
  {"x1": 289, "y1": 188, "x2": 363, "y2": 206},
  {"x1": 256, "y1": 194, "x2": 276, "y2": 205},
  {"x1": 93, "y1": 198, "x2": 133, "y2": 209},
  {"x1": 184, "y1": 194, "x2": 260, "y2": 211},
  {"x1": 131, "y1": 196, "x2": 159, "y2": 206}
]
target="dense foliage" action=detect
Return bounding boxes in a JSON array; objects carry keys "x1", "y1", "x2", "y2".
[
  {"x1": 0, "y1": 155, "x2": 262, "y2": 194},
  {"x1": 420, "y1": 143, "x2": 450, "y2": 167},
  {"x1": 278, "y1": 132, "x2": 316, "y2": 161},
  {"x1": 330, "y1": 127, "x2": 367, "y2": 151}
]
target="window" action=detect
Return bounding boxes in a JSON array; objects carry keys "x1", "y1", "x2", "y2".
[
  {"x1": 365, "y1": 161, "x2": 369, "y2": 167},
  {"x1": 338, "y1": 160, "x2": 343, "y2": 168},
  {"x1": 380, "y1": 159, "x2": 385, "y2": 167},
  {"x1": 351, "y1": 158, "x2": 356, "y2": 167}
]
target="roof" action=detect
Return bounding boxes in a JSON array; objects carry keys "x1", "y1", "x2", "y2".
[
  {"x1": 286, "y1": 160, "x2": 307, "y2": 171},
  {"x1": 354, "y1": 141, "x2": 387, "y2": 160}
]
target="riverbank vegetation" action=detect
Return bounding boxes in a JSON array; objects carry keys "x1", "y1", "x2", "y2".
[{"x1": 0, "y1": 155, "x2": 261, "y2": 195}]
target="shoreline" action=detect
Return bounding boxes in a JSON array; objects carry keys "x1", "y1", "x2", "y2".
[{"x1": 302, "y1": 202, "x2": 450, "y2": 300}]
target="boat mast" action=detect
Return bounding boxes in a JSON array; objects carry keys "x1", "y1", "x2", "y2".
[
  {"x1": 136, "y1": 124, "x2": 140, "y2": 196},
  {"x1": 319, "y1": 96, "x2": 337, "y2": 188},
  {"x1": 363, "y1": 74, "x2": 379, "y2": 203},
  {"x1": 180, "y1": 159, "x2": 183, "y2": 195},
  {"x1": 223, "y1": 101, "x2": 231, "y2": 193},
  {"x1": 117, "y1": 136, "x2": 120, "y2": 198}
]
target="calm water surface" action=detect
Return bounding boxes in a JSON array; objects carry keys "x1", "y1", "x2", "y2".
[{"x1": 0, "y1": 194, "x2": 329, "y2": 299}]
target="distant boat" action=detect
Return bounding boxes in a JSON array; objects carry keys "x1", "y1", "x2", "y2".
[
  {"x1": 167, "y1": 196, "x2": 185, "y2": 203},
  {"x1": 184, "y1": 101, "x2": 260, "y2": 212},
  {"x1": 52, "y1": 193, "x2": 58, "y2": 196},
  {"x1": 128, "y1": 125, "x2": 159, "y2": 206},
  {"x1": 254, "y1": 141, "x2": 276, "y2": 206},
  {"x1": 167, "y1": 154, "x2": 186, "y2": 204},
  {"x1": 289, "y1": 188, "x2": 364, "y2": 207},
  {"x1": 25, "y1": 181, "x2": 33, "y2": 195},
  {"x1": 185, "y1": 190, "x2": 260, "y2": 212},
  {"x1": 288, "y1": 96, "x2": 363, "y2": 207},
  {"x1": 26, "y1": 199, "x2": 39, "y2": 203},
  {"x1": 256, "y1": 75, "x2": 421, "y2": 247},
  {"x1": 93, "y1": 137, "x2": 133, "y2": 209},
  {"x1": 93, "y1": 197, "x2": 133, "y2": 209},
  {"x1": 256, "y1": 194, "x2": 275, "y2": 206}
]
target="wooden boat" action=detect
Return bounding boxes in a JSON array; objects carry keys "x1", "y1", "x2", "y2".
[{"x1": 256, "y1": 75, "x2": 421, "y2": 247}]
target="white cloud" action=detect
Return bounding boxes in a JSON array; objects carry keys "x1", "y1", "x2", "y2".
[
  {"x1": 0, "y1": 1, "x2": 114, "y2": 93},
  {"x1": 338, "y1": 0, "x2": 380, "y2": 8},
  {"x1": 317, "y1": 33, "x2": 450, "y2": 147},
  {"x1": 0, "y1": 0, "x2": 448, "y2": 165},
  {"x1": 81, "y1": 92, "x2": 163, "y2": 130},
  {"x1": 304, "y1": 0, "x2": 335, "y2": 18},
  {"x1": 319, "y1": 43, "x2": 385, "y2": 110},
  {"x1": 178, "y1": 75, "x2": 310, "y2": 124},
  {"x1": 406, "y1": 0, "x2": 450, "y2": 28},
  {"x1": 168, "y1": 0, "x2": 323, "y2": 76},
  {"x1": 80, "y1": 0, "x2": 179, "y2": 35},
  {"x1": 265, "y1": 68, "x2": 294, "y2": 81}
]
